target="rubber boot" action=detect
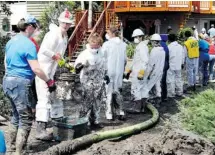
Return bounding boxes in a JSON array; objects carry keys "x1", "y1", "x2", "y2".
[
  {"x1": 193, "y1": 84, "x2": 196, "y2": 91},
  {"x1": 126, "y1": 100, "x2": 142, "y2": 113},
  {"x1": 15, "y1": 128, "x2": 30, "y2": 155},
  {"x1": 35, "y1": 122, "x2": 53, "y2": 141},
  {"x1": 8, "y1": 123, "x2": 18, "y2": 152},
  {"x1": 141, "y1": 98, "x2": 148, "y2": 113}
]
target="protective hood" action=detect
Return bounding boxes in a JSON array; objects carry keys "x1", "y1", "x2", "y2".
[
  {"x1": 109, "y1": 37, "x2": 121, "y2": 44},
  {"x1": 170, "y1": 41, "x2": 179, "y2": 46},
  {"x1": 49, "y1": 23, "x2": 60, "y2": 32}
]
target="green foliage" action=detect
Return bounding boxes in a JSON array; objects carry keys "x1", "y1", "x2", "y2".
[
  {"x1": 0, "y1": 85, "x2": 11, "y2": 120},
  {"x1": 0, "y1": 35, "x2": 10, "y2": 65},
  {"x1": 0, "y1": 2, "x2": 13, "y2": 16},
  {"x1": 39, "y1": 1, "x2": 76, "y2": 44},
  {"x1": 126, "y1": 43, "x2": 136, "y2": 59},
  {"x1": 177, "y1": 27, "x2": 193, "y2": 45},
  {"x1": 179, "y1": 89, "x2": 215, "y2": 142},
  {"x1": 58, "y1": 57, "x2": 75, "y2": 73}
]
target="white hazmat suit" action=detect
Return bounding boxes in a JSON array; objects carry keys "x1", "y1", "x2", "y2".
[
  {"x1": 166, "y1": 41, "x2": 185, "y2": 97},
  {"x1": 75, "y1": 45, "x2": 106, "y2": 124},
  {"x1": 36, "y1": 24, "x2": 68, "y2": 122},
  {"x1": 145, "y1": 46, "x2": 165, "y2": 99},
  {"x1": 102, "y1": 37, "x2": 127, "y2": 120},
  {"x1": 130, "y1": 42, "x2": 149, "y2": 100}
]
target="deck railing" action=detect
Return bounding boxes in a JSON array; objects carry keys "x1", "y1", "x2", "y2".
[
  {"x1": 68, "y1": 10, "x2": 88, "y2": 58},
  {"x1": 114, "y1": 1, "x2": 193, "y2": 12},
  {"x1": 88, "y1": 1, "x2": 112, "y2": 39},
  {"x1": 167, "y1": 1, "x2": 191, "y2": 11}
]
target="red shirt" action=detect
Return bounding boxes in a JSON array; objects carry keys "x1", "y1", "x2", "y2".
[
  {"x1": 209, "y1": 44, "x2": 215, "y2": 55},
  {"x1": 30, "y1": 38, "x2": 40, "y2": 53}
]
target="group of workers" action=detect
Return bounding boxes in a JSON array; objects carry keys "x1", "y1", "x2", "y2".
[
  {"x1": 2, "y1": 9, "x2": 73, "y2": 154},
  {"x1": 1, "y1": 7, "x2": 215, "y2": 154}
]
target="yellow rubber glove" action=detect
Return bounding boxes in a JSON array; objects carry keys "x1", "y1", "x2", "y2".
[{"x1": 137, "y1": 70, "x2": 144, "y2": 80}]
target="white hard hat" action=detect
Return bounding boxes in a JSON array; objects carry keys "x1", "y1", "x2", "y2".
[
  {"x1": 202, "y1": 28, "x2": 206, "y2": 32},
  {"x1": 58, "y1": 8, "x2": 74, "y2": 24},
  {"x1": 150, "y1": 34, "x2": 162, "y2": 41},
  {"x1": 168, "y1": 26, "x2": 172, "y2": 29},
  {"x1": 132, "y1": 29, "x2": 144, "y2": 38},
  {"x1": 193, "y1": 25, "x2": 196, "y2": 29},
  {"x1": 211, "y1": 24, "x2": 214, "y2": 27}
]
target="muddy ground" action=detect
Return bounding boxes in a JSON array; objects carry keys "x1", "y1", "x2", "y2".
[{"x1": 1, "y1": 82, "x2": 215, "y2": 155}]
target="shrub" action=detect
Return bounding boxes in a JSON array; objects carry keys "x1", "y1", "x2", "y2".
[
  {"x1": 179, "y1": 89, "x2": 215, "y2": 142},
  {"x1": 126, "y1": 43, "x2": 136, "y2": 59}
]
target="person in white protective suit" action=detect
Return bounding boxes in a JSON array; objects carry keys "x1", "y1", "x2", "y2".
[
  {"x1": 124, "y1": 29, "x2": 149, "y2": 113},
  {"x1": 146, "y1": 34, "x2": 166, "y2": 105},
  {"x1": 200, "y1": 28, "x2": 208, "y2": 39},
  {"x1": 101, "y1": 27, "x2": 127, "y2": 121},
  {"x1": 35, "y1": 9, "x2": 74, "y2": 140},
  {"x1": 75, "y1": 33, "x2": 108, "y2": 129},
  {"x1": 166, "y1": 33, "x2": 185, "y2": 98},
  {"x1": 192, "y1": 25, "x2": 199, "y2": 40}
]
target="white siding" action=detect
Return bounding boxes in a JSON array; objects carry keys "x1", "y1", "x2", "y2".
[{"x1": 27, "y1": 1, "x2": 51, "y2": 20}]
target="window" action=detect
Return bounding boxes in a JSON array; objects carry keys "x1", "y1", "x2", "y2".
[{"x1": 2, "y1": 18, "x2": 10, "y2": 32}]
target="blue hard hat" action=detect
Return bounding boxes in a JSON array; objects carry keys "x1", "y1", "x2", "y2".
[{"x1": 24, "y1": 14, "x2": 37, "y2": 24}]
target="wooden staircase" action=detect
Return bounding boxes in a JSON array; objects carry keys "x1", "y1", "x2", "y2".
[
  {"x1": 70, "y1": 31, "x2": 91, "y2": 63},
  {"x1": 179, "y1": 12, "x2": 191, "y2": 29},
  {"x1": 68, "y1": 1, "x2": 119, "y2": 63}
]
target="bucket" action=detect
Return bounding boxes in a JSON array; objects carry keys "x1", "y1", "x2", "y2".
[{"x1": 53, "y1": 116, "x2": 88, "y2": 141}]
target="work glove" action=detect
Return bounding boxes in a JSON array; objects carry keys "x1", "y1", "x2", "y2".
[
  {"x1": 104, "y1": 75, "x2": 110, "y2": 85},
  {"x1": 46, "y1": 79, "x2": 56, "y2": 93},
  {"x1": 137, "y1": 70, "x2": 144, "y2": 80},
  {"x1": 75, "y1": 63, "x2": 84, "y2": 74},
  {"x1": 123, "y1": 69, "x2": 132, "y2": 80}
]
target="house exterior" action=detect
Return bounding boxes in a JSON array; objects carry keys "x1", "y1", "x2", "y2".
[
  {"x1": 104, "y1": 1, "x2": 215, "y2": 41},
  {"x1": 0, "y1": 1, "x2": 50, "y2": 35}
]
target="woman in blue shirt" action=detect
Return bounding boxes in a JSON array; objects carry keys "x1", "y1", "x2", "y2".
[{"x1": 3, "y1": 15, "x2": 56, "y2": 155}]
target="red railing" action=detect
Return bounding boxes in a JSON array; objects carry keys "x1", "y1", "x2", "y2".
[
  {"x1": 106, "y1": 9, "x2": 119, "y2": 29},
  {"x1": 93, "y1": 12, "x2": 102, "y2": 26},
  {"x1": 88, "y1": 2, "x2": 112, "y2": 39},
  {"x1": 68, "y1": 10, "x2": 88, "y2": 59}
]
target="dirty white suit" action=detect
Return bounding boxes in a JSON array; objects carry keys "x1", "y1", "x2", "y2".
[
  {"x1": 35, "y1": 24, "x2": 68, "y2": 122},
  {"x1": 166, "y1": 41, "x2": 185, "y2": 97},
  {"x1": 75, "y1": 45, "x2": 106, "y2": 124},
  {"x1": 102, "y1": 37, "x2": 127, "y2": 120},
  {"x1": 129, "y1": 41, "x2": 149, "y2": 100},
  {"x1": 145, "y1": 47, "x2": 165, "y2": 98}
]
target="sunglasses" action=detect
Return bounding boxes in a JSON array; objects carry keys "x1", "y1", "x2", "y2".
[{"x1": 29, "y1": 23, "x2": 37, "y2": 29}]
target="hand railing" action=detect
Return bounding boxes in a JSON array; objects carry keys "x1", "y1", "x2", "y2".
[{"x1": 68, "y1": 10, "x2": 88, "y2": 59}]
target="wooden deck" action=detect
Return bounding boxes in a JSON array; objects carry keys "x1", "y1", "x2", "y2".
[{"x1": 113, "y1": 1, "x2": 215, "y2": 14}]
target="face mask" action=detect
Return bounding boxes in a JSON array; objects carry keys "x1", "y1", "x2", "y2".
[
  {"x1": 134, "y1": 38, "x2": 140, "y2": 44},
  {"x1": 90, "y1": 49, "x2": 99, "y2": 54},
  {"x1": 105, "y1": 33, "x2": 110, "y2": 40}
]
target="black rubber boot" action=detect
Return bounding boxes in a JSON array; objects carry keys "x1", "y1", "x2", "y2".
[
  {"x1": 126, "y1": 100, "x2": 142, "y2": 114},
  {"x1": 141, "y1": 98, "x2": 148, "y2": 112}
]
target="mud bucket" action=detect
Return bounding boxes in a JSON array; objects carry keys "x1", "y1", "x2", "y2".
[{"x1": 53, "y1": 116, "x2": 88, "y2": 141}]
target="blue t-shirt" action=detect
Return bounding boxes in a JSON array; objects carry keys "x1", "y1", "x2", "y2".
[
  {"x1": 5, "y1": 34, "x2": 37, "y2": 80},
  {"x1": 0, "y1": 130, "x2": 6, "y2": 153},
  {"x1": 199, "y1": 39, "x2": 209, "y2": 61}
]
